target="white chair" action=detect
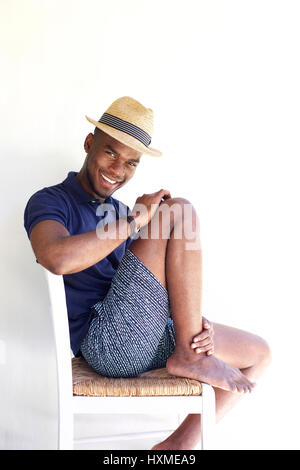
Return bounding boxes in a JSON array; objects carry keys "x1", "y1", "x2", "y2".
[{"x1": 44, "y1": 267, "x2": 216, "y2": 450}]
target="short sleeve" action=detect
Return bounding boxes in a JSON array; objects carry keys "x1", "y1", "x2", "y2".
[{"x1": 24, "y1": 188, "x2": 69, "y2": 239}]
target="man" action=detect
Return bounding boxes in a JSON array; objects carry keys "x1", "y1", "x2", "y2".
[{"x1": 24, "y1": 96, "x2": 271, "y2": 450}]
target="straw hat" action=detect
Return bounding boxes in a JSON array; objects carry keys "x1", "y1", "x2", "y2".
[{"x1": 86, "y1": 96, "x2": 162, "y2": 157}]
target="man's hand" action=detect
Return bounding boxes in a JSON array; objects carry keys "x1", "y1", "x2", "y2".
[
  {"x1": 130, "y1": 189, "x2": 171, "y2": 229},
  {"x1": 190, "y1": 317, "x2": 215, "y2": 356}
]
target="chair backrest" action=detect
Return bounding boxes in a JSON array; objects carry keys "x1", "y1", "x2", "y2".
[{"x1": 44, "y1": 268, "x2": 73, "y2": 403}]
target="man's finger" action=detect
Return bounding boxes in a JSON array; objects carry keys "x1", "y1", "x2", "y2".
[
  {"x1": 158, "y1": 188, "x2": 171, "y2": 197},
  {"x1": 193, "y1": 331, "x2": 210, "y2": 342},
  {"x1": 195, "y1": 345, "x2": 214, "y2": 354},
  {"x1": 191, "y1": 338, "x2": 212, "y2": 349}
]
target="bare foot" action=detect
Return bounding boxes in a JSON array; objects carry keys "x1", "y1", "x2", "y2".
[
  {"x1": 151, "y1": 441, "x2": 175, "y2": 451},
  {"x1": 167, "y1": 351, "x2": 255, "y2": 393},
  {"x1": 151, "y1": 440, "x2": 184, "y2": 451},
  {"x1": 151, "y1": 436, "x2": 197, "y2": 451}
]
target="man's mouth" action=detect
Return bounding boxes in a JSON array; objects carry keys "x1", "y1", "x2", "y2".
[{"x1": 100, "y1": 173, "x2": 122, "y2": 187}]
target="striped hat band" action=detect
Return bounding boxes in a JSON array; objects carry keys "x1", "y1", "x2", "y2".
[
  {"x1": 85, "y1": 96, "x2": 162, "y2": 156},
  {"x1": 99, "y1": 113, "x2": 152, "y2": 148}
]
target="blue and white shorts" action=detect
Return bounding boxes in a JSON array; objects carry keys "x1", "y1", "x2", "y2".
[{"x1": 80, "y1": 249, "x2": 176, "y2": 378}]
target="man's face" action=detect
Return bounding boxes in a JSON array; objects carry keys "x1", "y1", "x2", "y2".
[{"x1": 80, "y1": 130, "x2": 142, "y2": 200}]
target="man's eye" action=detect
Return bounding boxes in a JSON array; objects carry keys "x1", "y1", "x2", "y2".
[
  {"x1": 106, "y1": 151, "x2": 115, "y2": 158},
  {"x1": 128, "y1": 162, "x2": 137, "y2": 167}
]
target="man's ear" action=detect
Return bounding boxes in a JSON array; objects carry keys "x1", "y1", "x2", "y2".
[{"x1": 84, "y1": 133, "x2": 94, "y2": 153}]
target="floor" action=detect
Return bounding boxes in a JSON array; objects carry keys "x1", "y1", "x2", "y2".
[{"x1": 73, "y1": 413, "x2": 184, "y2": 450}]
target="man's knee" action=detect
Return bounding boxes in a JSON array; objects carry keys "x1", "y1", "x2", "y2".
[
  {"x1": 155, "y1": 197, "x2": 199, "y2": 242},
  {"x1": 253, "y1": 335, "x2": 272, "y2": 369},
  {"x1": 258, "y1": 337, "x2": 272, "y2": 367},
  {"x1": 159, "y1": 197, "x2": 197, "y2": 223},
  {"x1": 162, "y1": 197, "x2": 193, "y2": 209}
]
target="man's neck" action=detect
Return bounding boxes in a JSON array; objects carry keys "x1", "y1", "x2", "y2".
[{"x1": 76, "y1": 170, "x2": 105, "y2": 202}]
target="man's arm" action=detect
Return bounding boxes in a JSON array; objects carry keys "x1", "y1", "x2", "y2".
[
  {"x1": 30, "y1": 218, "x2": 131, "y2": 275},
  {"x1": 30, "y1": 188, "x2": 171, "y2": 275}
]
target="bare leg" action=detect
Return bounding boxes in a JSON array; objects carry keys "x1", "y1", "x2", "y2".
[
  {"x1": 130, "y1": 198, "x2": 254, "y2": 392},
  {"x1": 152, "y1": 323, "x2": 272, "y2": 450}
]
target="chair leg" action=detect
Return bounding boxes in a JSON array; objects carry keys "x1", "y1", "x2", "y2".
[
  {"x1": 200, "y1": 383, "x2": 216, "y2": 450},
  {"x1": 57, "y1": 405, "x2": 74, "y2": 450}
]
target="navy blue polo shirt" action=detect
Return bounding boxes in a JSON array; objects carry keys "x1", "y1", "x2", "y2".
[{"x1": 24, "y1": 171, "x2": 132, "y2": 355}]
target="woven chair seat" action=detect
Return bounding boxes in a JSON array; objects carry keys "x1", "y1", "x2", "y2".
[{"x1": 72, "y1": 357, "x2": 202, "y2": 397}]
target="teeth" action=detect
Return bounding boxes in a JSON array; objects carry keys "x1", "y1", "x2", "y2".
[{"x1": 102, "y1": 174, "x2": 116, "y2": 184}]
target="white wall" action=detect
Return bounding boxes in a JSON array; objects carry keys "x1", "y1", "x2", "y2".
[{"x1": 1, "y1": 0, "x2": 300, "y2": 449}]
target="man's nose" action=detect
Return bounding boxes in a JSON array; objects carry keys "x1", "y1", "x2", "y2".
[{"x1": 109, "y1": 161, "x2": 125, "y2": 180}]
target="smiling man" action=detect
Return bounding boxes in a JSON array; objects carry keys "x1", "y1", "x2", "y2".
[
  {"x1": 79, "y1": 128, "x2": 141, "y2": 198},
  {"x1": 24, "y1": 96, "x2": 271, "y2": 450}
]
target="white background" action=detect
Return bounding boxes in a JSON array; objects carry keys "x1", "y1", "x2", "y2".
[{"x1": 1, "y1": 0, "x2": 299, "y2": 449}]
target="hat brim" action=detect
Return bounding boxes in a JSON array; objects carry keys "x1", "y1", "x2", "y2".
[{"x1": 85, "y1": 116, "x2": 162, "y2": 157}]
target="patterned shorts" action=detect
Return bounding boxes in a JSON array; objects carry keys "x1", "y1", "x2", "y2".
[{"x1": 80, "y1": 249, "x2": 176, "y2": 378}]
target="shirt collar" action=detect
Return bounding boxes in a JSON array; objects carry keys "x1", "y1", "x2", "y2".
[{"x1": 62, "y1": 171, "x2": 113, "y2": 205}]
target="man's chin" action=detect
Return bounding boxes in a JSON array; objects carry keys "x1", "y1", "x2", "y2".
[{"x1": 96, "y1": 185, "x2": 120, "y2": 200}]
